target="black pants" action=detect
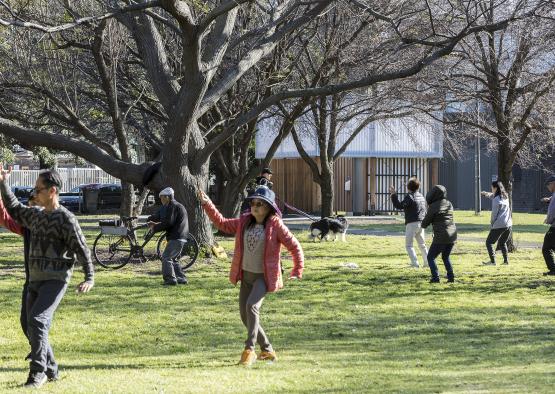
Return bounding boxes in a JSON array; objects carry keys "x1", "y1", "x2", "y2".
[
  {"x1": 543, "y1": 227, "x2": 555, "y2": 272},
  {"x1": 27, "y1": 280, "x2": 68, "y2": 374},
  {"x1": 486, "y1": 227, "x2": 511, "y2": 264}
]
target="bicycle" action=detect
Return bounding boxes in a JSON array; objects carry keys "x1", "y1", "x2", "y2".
[{"x1": 92, "y1": 216, "x2": 199, "y2": 270}]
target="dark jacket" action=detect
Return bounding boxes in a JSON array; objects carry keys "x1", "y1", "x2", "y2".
[
  {"x1": 421, "y1": 185, "x2": 457, "y2": 244},
  {"x1": 148, "y1": 199, "x2": 189, "y2": 241},
  {"x1": 254, "y1": 175, "x2": 273, "y2": 190},
  {"x1": 391, "y1": 192, "x2": 426, "y2": 224}
]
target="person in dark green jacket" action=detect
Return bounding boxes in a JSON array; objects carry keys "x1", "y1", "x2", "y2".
[{"x1": 421, "y1": 185, "x2": 457, "y2": 283}]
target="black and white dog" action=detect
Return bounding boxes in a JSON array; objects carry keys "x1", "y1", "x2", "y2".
[{"x1": 309, "y1": 216, "x2": 348, "y2": 242}]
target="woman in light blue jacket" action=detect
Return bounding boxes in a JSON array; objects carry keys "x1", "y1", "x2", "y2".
[{"x1": 481, "y1": 181, "x2": 512, "y2": 265}]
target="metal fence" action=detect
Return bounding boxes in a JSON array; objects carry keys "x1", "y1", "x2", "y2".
[
  {"x1": 6, "y1": 168, "x2": 120, "y2": 192},
  {"x1": 370, "y1": 157, "x2": 430, "y2": 212}
]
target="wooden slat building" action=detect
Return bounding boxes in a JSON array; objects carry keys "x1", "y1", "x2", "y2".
[{"x1": 256, "y1": 116, "x2": 443, "y2": 215}]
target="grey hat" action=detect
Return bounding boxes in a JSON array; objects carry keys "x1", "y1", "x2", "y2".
[
  {"x1": 159, "y1": 187, "x2": 174, "y2": 197},
  {"x1": 545, "y1": 175, "x2": 555, "y2": 185}
]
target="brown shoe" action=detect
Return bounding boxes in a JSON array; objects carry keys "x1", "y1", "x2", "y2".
[
  {"x1": 257, "y1": 350, "x2": 277, "y2": 362},
  {"x1": 238, "y1": 349, "x2": 257, "y2": 366}
]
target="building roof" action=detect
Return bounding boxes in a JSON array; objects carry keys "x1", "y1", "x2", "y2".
[{"x1": 255, "y1": 115, "x2": 444, "y2": 159}]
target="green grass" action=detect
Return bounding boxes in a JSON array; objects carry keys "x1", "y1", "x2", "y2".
[
  {"x1": 357, "y1": 210, "x2": 547, "y2": 245},
  {"x1": 0, "y1": 211, "x2": 554, "y2": 393}
]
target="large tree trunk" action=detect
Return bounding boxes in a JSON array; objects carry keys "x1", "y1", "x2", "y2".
[
  {"x1": 498, "y1": 138, "x2": 516, "y2": 252},
  {"x1": 162, "y1": 141, "x2": 214, "y2": 247},
  {"x1": 133, "y1": 187, "x2": 151, "y2": 216},
  {"x1": 120, "y1": 181, "x2": 135, "y2": 217},
  {"x1": 320, "y1": 165, "x2": 335, "y2": 218},
  {"x1": 220, "y1": 179, "x2": 245, "y2": 218}
]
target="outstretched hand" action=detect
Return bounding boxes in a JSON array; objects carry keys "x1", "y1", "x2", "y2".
[
  {"x1": 541, "y1": 197, "x2": 551, "y2": 203},
  {"x1": 0, "y1": 163, "x2": 12, "y2": 183},
  {"x1": 197, "y1": 189, "x2": 210, "y2": 204},
  {"x1": 76, "y1": 281, "x2": 93, "y2": 293}
]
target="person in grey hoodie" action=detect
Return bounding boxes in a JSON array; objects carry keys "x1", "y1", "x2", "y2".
[
  {"x1": 542, "y1": 175, "x2": 555, "y2": 275},
  {"x1": 480, "y1": 181, "x2": 512, "y2": 265},
  {"x1": 421, "y1": 185, "x2": 457, "y2": 283},
  {"x1": 389, "y1": 177, "x2": 428, "y2": 268}
]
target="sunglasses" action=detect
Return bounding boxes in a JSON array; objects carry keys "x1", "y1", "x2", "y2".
[
  {"x1": 250, "y1": 200, "x2": 266, "y2": 208},
  {"x1": 32, "y1": 186, "x2": 49, "y2": 194}
]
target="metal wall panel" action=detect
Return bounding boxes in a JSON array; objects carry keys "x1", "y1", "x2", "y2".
[{"x1": 256, "y1": 116, "x2": 443, "y2": 159}]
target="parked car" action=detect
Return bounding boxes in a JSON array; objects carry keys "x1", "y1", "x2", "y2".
[
  {"x1": 97, "y1": 184, "x2": 122, "y2": 210},
  {"x1": 59, "y1": 186, "x2": 84, "y2": 212},
  {"x1": 11, "y1": 186, "x2": 34, "y2": 205},
  {"x1": 60, "y1": 183, "x2": 154, "y2": 213}
]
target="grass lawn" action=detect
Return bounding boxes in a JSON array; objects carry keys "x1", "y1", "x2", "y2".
[
  {"x1": 0, "y1": 211, "x2": 553, "y2": 393},
  {"x1": 358, "y1": 210, "x2": 548, "y2": 245}
]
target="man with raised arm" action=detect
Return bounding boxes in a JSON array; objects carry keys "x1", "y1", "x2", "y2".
[{"x1": 0, "y1": 165, "x2": 94, "y2": 388}]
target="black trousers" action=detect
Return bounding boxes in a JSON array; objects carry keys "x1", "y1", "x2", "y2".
[
  {"x1": 543, "y1": 227, "x2": 555, "y2": 272},
  {"x1": 485, "y1": 227, "x2": 511, "y2": 264}
]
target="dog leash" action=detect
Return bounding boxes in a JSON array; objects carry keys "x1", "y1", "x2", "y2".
[{"x1": 276, "y1": 198, "x2": 318, "y2": 222}]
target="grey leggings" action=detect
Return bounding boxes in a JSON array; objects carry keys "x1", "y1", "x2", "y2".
[{"x1": 239, "y1": 271, "x2": 273, "y2": 352}]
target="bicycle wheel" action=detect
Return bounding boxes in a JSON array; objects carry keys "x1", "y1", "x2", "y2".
[
  {"x1": 93, "y1": 233, "x2": 133, "y2": 269},
  {"x1": 156, "y1": 233, "x2": 199, "y2": 271}
]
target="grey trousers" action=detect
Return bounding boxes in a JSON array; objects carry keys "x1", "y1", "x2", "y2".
[
  {"x1": 27, "y1": 280, "x2": 68, "y2": 373},
  {"x1": 239, "y1": 271, "x2": 273, "y2": 352},
  {"x1": 161, "y1": 239, "x2": 187, "y2": 282}
]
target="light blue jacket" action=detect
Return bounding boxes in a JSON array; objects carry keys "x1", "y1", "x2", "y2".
[{"x1": 490, "y1": 195, "x2": 512, "y2": 229}]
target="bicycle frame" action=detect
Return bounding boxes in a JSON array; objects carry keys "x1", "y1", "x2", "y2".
[{"x1": 127, "y1": 223, "x2": 158, "y2": 249}]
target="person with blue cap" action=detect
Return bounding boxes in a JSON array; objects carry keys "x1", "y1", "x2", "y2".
[
  {"x1": 147, "y1": 187, "x2": 189, "y2": 285},
  {"x1": 541, "y1": 175, "x2": 555, "y2": 275},
  {"x1": 198, "y1": 185, "x2": 304, "y2": 366}
]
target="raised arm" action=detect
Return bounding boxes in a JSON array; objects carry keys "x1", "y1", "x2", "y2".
[
  {"x1": 391, "y1": 193, "x2": 413, "y2": 211},
  {"x1": 198, "y1": 189, "x2": 240, "y2": 235},
  {"x1": 0, "y1": 181, "x2": 37, "y2": 229},
  {"x1": 421, "y1": 203, "x2": 437, "y2": 229}
]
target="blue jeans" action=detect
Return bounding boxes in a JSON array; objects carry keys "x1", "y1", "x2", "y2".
[
  {"x1": 27, "y1": 280, "x2": 68, "y2": 373},
  {"x1": 427, "y1": 243, "x2": 455, "y2": 281},
  {"x1": 161, "y1": 239, "x2": 187, "y2": 283}
]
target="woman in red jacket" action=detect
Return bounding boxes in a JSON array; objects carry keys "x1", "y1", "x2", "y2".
[{"x1": 198, "y1": 185, "x2": 304, "y2": 366}]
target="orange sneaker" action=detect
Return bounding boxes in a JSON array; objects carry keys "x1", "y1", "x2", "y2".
[
  {"x1": 238, "y1": 349, "x2": 257, "y2": 366},
  {"x1": 257, "y1": 350, "x2": 277, "y2": 362}
]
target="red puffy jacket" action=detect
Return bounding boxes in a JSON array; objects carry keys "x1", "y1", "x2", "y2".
[{"x1": 202, "y1": 201, "x2": 304, "y2": 292}]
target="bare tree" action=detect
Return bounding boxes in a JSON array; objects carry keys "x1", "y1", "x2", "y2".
[
  {"x1": 415, "y1": 3, "x2": 555, "y2": 206},
  {"x1": 0, "y1": 0, "x2": 545, "y2": 245}
]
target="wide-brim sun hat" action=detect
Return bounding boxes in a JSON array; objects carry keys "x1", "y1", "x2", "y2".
[{"x1": 245, "y1": 185, "x2": 281, "y2": 217}]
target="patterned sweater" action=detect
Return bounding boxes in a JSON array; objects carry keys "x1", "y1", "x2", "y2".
[{"x1": 0, "y1": 181, "x2": 94, "y2": 284}]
